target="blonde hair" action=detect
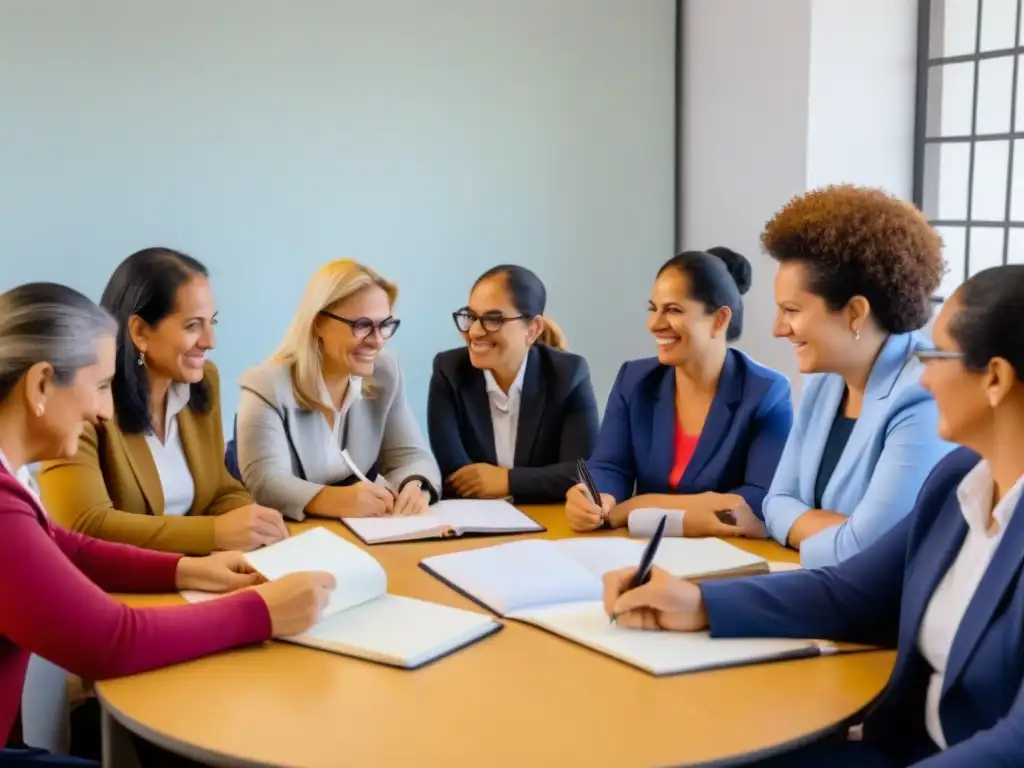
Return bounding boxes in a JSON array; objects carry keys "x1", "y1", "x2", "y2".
[
  {"x1": 537, "y1": 314, "x2": 568, "y2": 350},
  {"x1": 271, "y1": 259, "x2": 397, "y2": 414}
]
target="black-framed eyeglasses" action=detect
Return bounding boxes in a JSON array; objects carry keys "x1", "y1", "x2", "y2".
[
  {"x1": 319, "y1": 311, "x2": 401, "y2": 340},
  {"x1": 912, "y1": 349, "x2": 963, "y2": 363},
  {"x1": 452, "y1": 308, "x2": 528, "y2": 333}
]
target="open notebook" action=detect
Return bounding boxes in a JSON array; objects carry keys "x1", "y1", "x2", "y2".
[
  {"x1": 420, "y1": 538, "x2": 830, "y2": 676},
  {"x1": 341, "y1": 499, "x2": 544, "y2": 545},
  {"x1": 182, "y1": 527, "x2": 500, "y2": 669}
]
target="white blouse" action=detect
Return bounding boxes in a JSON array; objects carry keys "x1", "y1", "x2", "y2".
[
  {"x1": 917, "y1": 459, "x2": 1024, "y2": 749},
  {"x1": 482, "y1": 355, "x2": 529, "y2": 469},
  {"x1": 145, "y1": 382, "x2": 195, "y2": 516},
  {"x1": 319, "y1": 376, "x2": 363, "y2": 485}
]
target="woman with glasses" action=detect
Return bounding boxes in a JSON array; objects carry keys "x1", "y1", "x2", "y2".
[
  {"x1": 760, "y1": 185, "x2": 954, "y2": 568},
  {"x1": 235, "y1": 260, "x2": 440, "y2": 519},
  {"x1": 565, "y1": 248, "x2": 793, "y2": 538},
  {"x1": 39, "y1": 248, "x2": 288, "y2": 555},
  {"x1": 601, "y1": 265, "x2": 1024, "y2": 767},
  {"x1": 427, "y1": 265, "x2": 599, "y2": 503}
]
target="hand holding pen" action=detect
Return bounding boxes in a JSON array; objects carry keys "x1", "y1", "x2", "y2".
[{"x1": 565, "y1": 459, "x2": 615, "y2": 532}]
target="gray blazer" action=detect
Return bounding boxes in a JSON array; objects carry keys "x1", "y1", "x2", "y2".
[{"x1": 235, "y1": 353, "x2": 441, "y2": 521}]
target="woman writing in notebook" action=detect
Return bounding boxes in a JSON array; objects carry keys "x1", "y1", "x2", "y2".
[
  {"x1": 236, "y1": 259, "x2": 441, "y2": 521},
  {"x1": 0, "y1": 282, "x2": 333, "y2": 766},
  {"x1": 39, "y1": 248, "x2": 289, "y2": 555},
  {"x1": 427, "y1": 264, "x2": 600, "y2": 503},
  {"x1": 602, "y1": 264, "x2": 1024, "y2": 767},
  {"x1": 565, "y1": 248, "x2": 793, "y2": 538}
]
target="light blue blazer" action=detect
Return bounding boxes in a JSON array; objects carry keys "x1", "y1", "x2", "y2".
[{"x1": 764, "y1": 333, "x2": 955, "y2": 568}]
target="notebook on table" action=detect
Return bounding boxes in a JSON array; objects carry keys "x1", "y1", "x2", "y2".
[
  {"x1": 341, "y1": 499, "x2": 544, "y2": 545},
  {"x1": 419, "y1": 537, "x2": 831, "y2": 676},
  {"x1": 181, "y1": 527, "x2": 500, "y2": 669}
]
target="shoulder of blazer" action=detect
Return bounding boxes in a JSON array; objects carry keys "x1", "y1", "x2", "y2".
[
  {"x1": 612, "y1": 357, "x2": 670, "y2": 400},
  {"x1": 238, "y1": 361, "x2": 295, "y2": 410},
  {"x1": 433, "y1": 346, "x2": 470, "y2": 375},
  {"x1": 908, "y1": 446, "x2": 981, "y2": 539},
  {"x1": 201, "y1": 359, "x2": 222, "y2": 397},
  {"x1": 727, "y1": 348, "x2": 792, "y2": 400},
  {"x1": 531, "y1": 345, "x2": 591, "y2": 390},
  {"x1": 369, "y1": 350, "x2": 403, "y2": 396}
]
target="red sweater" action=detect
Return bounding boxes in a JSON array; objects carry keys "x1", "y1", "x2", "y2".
[{"x1": 0, "y1": 468, "x2": 272, "y2": 745}]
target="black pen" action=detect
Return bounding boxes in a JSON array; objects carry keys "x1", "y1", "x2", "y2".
[
  {"x1": 576, "y1": 458, "x2": 605, "y2": 520},
  {"x1": 609, "y1": 513, "x2": 667, "y2": 624}
]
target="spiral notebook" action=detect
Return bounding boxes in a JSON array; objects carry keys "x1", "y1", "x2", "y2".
[
  {"x1": 182, "y1": 527, "x2": 500, "y2": 669},
  {"x1": 419, "y1": 538, "x2": 828, "y2": 676}
]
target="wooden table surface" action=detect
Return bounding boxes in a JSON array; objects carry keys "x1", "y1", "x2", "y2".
[{"x1": 96, "y1": 505, "x2": 896, "y2": 768}]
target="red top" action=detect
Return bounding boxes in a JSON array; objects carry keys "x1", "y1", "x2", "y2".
[
  {"x1": 668, "y1": 418, "x2": 700, "y2": 489},
  {"x1": 0, "y1": 468, "x2": 272, "y2": 746}
]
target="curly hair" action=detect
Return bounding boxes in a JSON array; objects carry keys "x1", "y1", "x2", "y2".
[{"x1": 761, "y1": 184, "x2": 944, "y2": 334}]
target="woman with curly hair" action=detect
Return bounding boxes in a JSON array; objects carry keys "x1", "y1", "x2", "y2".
[{"x1": 761, "y1": 185, "x2": 955, "y2": 568}]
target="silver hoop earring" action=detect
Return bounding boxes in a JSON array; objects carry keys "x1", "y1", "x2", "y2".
[{"x1": 137, "y1": 350, "x2": 146, "y2": 367}]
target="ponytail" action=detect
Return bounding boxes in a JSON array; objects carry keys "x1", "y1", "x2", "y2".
[{"x1": 537, "y1": 314, "x2": 568, "y2": 350}]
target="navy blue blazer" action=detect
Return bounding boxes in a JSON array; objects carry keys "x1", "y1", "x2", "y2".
[
  {"x1": 427, "y1": 344, "x2": 600, "y2": 504},
  {"x1": 702, "y1": 448, "x2": 1024, "y2": 766},
  {"x1": 587, "y1": 350, "x2": 793, "y2": 514}
]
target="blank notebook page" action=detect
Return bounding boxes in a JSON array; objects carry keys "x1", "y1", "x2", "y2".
[
  {"x1": 430, "y1": 500, "x2": 543, "y2": 531},
  {"x1": 514, "y1": 601, "x2": 820, "y2": 675},
  {"x1": 296, "y1": 594, "x2": 496, "y2": 665},
  {"x1": 422, "y1": 539, "x2": 600, "y2": 614},
  {"x1": 554, "y1": 537, "x2": 766, "y2": 580},
  {"x1": 245, "y1": 527, "x2": 387, "y2": 616},
  {"x1": 343, "y1": 515, "x2": 443, "y2": 540}
]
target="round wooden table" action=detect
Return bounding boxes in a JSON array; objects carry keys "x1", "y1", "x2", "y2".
[{"x1": 96, "y1": 506, "x2": 895, "y2": 768}]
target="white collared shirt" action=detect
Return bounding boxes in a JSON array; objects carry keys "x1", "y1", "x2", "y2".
[
  {"x1": 319, "y1": 376, "x2": 363, "y2": 484},
  {"x1": 145, "y1": 382, "x2": 195, "y2": 516},
  {"x1": 0, "y1": 450, "x2": 42, "y2": 509},
  {"x1": 917, "y1": 460, "x2": 1024, "y2": 749},
  {"x1": 482, "y1": 355, "x2": 529, "y2": 470}
]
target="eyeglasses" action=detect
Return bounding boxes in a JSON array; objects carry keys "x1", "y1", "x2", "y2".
[
  {"x1": 912, "y1": 348, "x2": 963, "y2": 363},
  {"x1": 319, "y1": 311, "x2": 401, "y2": 340},
  {"x1": 452, "y1": 309, "x2": 528, "y2": 333}
]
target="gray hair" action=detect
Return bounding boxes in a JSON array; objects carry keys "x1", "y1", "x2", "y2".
[{"x1": 0, "y1": 283, "x2": 117, "y2": 404}]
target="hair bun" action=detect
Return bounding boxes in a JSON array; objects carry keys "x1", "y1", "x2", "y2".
[{"x1": 707, "y1": 246, "x2": 752, "y2": 296}]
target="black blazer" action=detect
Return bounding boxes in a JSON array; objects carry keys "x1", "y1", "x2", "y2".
[{"x1": 427, "y1": 344, "x2": 600, "y2": 503}]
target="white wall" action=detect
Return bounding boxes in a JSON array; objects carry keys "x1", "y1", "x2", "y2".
[
  {"x1": 680, "y1": 0, "x2": 813, "y2": 385},
  {"x1": 0, "y1": 0, "x2": 676, "y2": 426},
  {"x1": 681, "y1": 0, "x2": 920, "y2": 393}
]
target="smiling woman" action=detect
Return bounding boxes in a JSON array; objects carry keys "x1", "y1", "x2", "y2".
[
  {"x1": 38, "y1": 248, "x2": 288, "y2": 555},
  {"x1": 236, "y1": 259, "x2": 441, "y2": 520},
  {"x1": 761, "y1": 185, "x2": 955, "y2": 568},
  {"x1": 565, "y1": 248, "x2": 793, "y2": 538}
]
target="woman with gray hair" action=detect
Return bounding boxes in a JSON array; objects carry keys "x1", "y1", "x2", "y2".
[{"x1": 0, "y1": 283, "x2": 334, "y2": 765}]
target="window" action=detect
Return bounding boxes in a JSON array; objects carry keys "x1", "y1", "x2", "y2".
[{"x1": 915, "y1": 0, "x2": 1024, "y2": 299}]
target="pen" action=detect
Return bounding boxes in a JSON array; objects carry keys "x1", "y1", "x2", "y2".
[
  {"x1": 341, "y1": 449, "x2": 395, "y2": 495},
  {"x1": 576, "y1": 458, "x2": 605, "y2": 520},
  {"x1": 609, "y1": 513, "x2": 667, "y2": 624}
]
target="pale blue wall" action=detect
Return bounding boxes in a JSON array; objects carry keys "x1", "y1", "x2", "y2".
[{"x1": 0, "y1": 0, "x2": 675, "y2": 429}]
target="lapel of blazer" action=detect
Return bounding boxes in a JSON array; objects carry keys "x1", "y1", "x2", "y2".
[
  {"x1": 649, "y1": 367, "x2": 677, "y2": 488},
  {"x1": 897, "y1": 491, "x2": 968, "y2": 667},
  {"x1": 177, "y1": 404, "x2": 208, "y2": 513},
  {"x1": 943, "y1": 491, "x2": 1024, "y2": 693},
  {"x1": 679, "y1": 350, "x2": 743, "y2": 490},
  {"x1": 117, "y1": 419, "x2": 165, "y2": 516},
  {"x1": 464, "y1": 365, "x2": 498, "y2": 466},
  {"x1": 818, "y1": 334, "x2": 916, "y2": 508},
  {"x1": 514, "y1": 347, "x2": 544, "y2": 466}
]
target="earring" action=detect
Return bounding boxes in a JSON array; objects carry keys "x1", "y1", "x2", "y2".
[
  {"x1": 137, "y1": 350, "x2": 146, "y2": 367},
  {"x1": 853, "y1": 329, "x2": 861, "y2": 341},
  {"x1": 34, "y1": 404, "x2": 44, "y2": 418}
]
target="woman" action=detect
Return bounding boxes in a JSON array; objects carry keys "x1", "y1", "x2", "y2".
[
  {"x1": 602, "y1": 265, "x2": 1024, "y2": 767},
  {"x1": 0, "y1": 282, "x2": 333, "y2": 765},
  {"x1": 565, "y1": 248, "x2": 792, "y2": 537},
  {"x1": 427, "y1": 264, "x2": 599, "y2": 503},
  {"x1": 236, "y1": 259, "x2": 441, "y2": 520},
  {"x1": 761, "y1": 185, "x2": 954, "y2": 568},
  {"x1": 38, "y1": 248, "x2": 288, "y2": 556}
]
